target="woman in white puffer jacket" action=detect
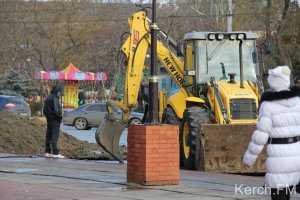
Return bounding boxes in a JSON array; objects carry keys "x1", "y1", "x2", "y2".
[{"x1": 243, "y1": 66, "x2": 300, "y2": 200}]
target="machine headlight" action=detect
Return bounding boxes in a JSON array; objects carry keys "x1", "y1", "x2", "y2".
[
  {"x1": 208, "y1": 34, "x2": 216, "y2": 40},
  {"x1": 229, "y1": 34, "x2": 237, "y2": 40},
  {"x1": 237, "y1": 33, "x2": 245, "y2": 40},
  {"x1": 217, "y1": 34, "x2": 224, "y2": 40}
]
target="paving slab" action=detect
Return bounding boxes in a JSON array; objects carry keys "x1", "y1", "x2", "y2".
[{"x1": 0, "y1": 154, "x2": 299, "y2": 200}]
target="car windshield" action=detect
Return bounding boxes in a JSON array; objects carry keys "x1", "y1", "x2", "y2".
[
  {"x1": 8, "y1": 98, "x2": 25, "y2": 104},
  {"x1": 195, "y1": 40, "x2": 258, "y2": 83}
]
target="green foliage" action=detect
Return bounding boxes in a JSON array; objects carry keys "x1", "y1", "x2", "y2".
[{"x1": 0, "y1": 69, "x2": 39, "y2": 97}]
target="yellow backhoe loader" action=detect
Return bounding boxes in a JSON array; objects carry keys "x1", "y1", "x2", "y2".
[{"x1": 96, "y1": 10, "x2": 266, "y2": 173}]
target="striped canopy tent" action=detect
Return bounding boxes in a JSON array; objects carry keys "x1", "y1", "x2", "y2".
[{"x1": 35, "y1": 63, "x2": 108, "y2": 109}]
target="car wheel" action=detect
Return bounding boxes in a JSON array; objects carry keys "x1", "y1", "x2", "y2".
[
  {"x1": 128, "y1": 117, "x2": 142, "y2": 125},
  {"x1": 74, "y1": 118, "x2": 88, "y2": 130}
]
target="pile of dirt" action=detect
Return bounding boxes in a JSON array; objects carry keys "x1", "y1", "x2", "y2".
[{"x1": 0, "y1": 112, "x2": 108, "y2": 159}]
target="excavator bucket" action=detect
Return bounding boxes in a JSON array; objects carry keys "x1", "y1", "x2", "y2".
[
  {"x1": 95, "y1": 117, "x2": 126, "y2": 162},
  {"x1": 202, "y1": 124, "x2": 266, "y2": 173}
]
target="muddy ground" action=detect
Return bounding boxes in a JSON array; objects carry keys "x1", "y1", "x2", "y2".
[{"x1": 0, "y1": 112, "x2": 109, "y2": 159}]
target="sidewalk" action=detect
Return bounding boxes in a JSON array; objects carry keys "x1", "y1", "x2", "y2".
[{"x1": 0, "y1": 154, "x2": 285, "y2": 200}]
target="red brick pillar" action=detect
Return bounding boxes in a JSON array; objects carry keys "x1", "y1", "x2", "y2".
[{"x1": 127, "y1": 125, "x2": 180, "y2": 185}]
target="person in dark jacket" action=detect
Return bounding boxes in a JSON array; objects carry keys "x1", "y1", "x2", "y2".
[
  {"x1": 78, "y1": 91, "x2": 86, "y2": 106},
  {"x1": 43, "y1": 85, "x2": 65, "y2": 158}
]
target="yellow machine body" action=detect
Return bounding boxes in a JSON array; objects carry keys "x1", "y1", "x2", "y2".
[{"x1": 95, "y1": 11, "x2": 265, "y2": 173}]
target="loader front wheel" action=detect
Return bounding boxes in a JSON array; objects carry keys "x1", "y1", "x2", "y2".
[{"x1": 180, "y1": 107, "x2": 208, "y2": 170}]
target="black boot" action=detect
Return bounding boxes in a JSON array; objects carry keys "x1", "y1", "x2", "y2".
[
  {"x1": 296, "y1": 182, "x2": 300, "y2": 194},
  {"x1": 271, "y1": 188, "x2": 290, "y2": 200}
]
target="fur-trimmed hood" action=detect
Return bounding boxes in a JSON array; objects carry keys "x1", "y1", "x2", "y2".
[{"x1": 260, "y1": 86, "x2": 300, "y2": 103}]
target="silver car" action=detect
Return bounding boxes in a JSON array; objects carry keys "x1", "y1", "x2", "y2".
[{"x1": 63, "y1": 103, "x2": 143, "y2": 130}]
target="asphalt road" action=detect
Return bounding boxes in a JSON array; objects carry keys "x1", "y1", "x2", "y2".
[{"x1": 0, "y1": 155, "x2": 274, "y2": 200}]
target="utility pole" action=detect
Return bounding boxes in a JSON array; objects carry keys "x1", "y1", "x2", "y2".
[
  {"x1": 266, "y1": 0, "x2": 272, "y2": 40},
  {"x1": 227, "y1": 0, "x2": 233, "y2": 32},
  {"x1": 148, "y1": 0, "x2": 159, "y2": 124}
]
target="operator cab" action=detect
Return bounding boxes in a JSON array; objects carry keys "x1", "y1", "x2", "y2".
[{"x1": 182, "y1": 32, "x2": 259, "y2": 89}]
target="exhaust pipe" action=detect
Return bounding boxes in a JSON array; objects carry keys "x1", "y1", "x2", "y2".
[{"x1": 238, "y1": 39, "x2": 244, "y2": 88}]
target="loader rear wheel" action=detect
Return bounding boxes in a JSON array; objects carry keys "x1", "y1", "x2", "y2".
[{"x1": 180, "y1": 107, "x2": 209, "y2": 170}]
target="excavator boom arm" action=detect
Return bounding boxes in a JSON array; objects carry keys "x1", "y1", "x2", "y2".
[
  {"x1": 95, "y1": 11, "x2": 186, "y2": 160},
  {"x1": 119, "y1": 11, "x2": 185, "y2": 120}
]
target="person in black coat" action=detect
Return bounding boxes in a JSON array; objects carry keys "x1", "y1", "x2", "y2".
[
  {"x1": 43, "y1": 85, "x2": 65, "y2": 158},
  {"x1": 78, "y1": 91, "x2": 86, "y2": 106}
]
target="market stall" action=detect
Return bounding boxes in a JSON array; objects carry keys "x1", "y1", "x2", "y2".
[{"x1": 35, "y1": 63, "x2": 108, "y2": 109}]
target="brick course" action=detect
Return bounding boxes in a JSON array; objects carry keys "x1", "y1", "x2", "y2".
[{"x1": 127, "y1": 125, "x2": 180, "y2": 186}]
